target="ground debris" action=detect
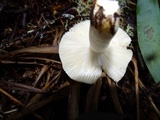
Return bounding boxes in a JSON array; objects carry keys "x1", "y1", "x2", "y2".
[{"x1": 0, "y1": 0, "x2": 160, "y2": 120}]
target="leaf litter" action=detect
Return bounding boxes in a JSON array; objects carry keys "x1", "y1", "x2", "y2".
[{"x1": 0, "y1": 0, "x2": 160, "y2": 120}]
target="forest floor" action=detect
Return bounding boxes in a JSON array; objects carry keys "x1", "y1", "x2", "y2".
[{"x1": 0, "y1": 0, "x2": 160, "y2": 120}]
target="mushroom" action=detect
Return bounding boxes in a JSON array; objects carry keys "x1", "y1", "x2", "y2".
[{"x1": 59, "y1": 0, "x2": 133, "y2": 84}]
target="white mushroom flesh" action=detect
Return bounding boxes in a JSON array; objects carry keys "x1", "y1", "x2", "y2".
[{"x1": 59, "y1": 0, "x2": 133, "y2": 84}]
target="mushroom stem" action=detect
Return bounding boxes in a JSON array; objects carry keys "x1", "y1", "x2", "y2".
[
  {"x1": 89, "y1": 0, "x2": 120, "y2": 53},
  {"x1": 89, "y1": 26, "x2": 113, "y2": 53}
]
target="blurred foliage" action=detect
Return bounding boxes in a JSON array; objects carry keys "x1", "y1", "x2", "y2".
[{"x1": 137, "y1": 0, "x2": 160, "y2": 83}]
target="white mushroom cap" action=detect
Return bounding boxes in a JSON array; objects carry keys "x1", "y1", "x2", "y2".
[
  {"x1": 59, "y1": 20, "x2": 102, "y2": 84},
  {"x1": 59, "y1": 20, "x2": 132, "y2": 84},
  {"x1": 100, "y1": 27, "x2": 133, "y2": 82},
  {"x1": 59, "y1": 0, "x2": 132, "y2": 84}
]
